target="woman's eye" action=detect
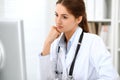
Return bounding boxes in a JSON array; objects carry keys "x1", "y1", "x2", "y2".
[{"x1": 63, "y1": 16, "x2": 68, "y2": 19}]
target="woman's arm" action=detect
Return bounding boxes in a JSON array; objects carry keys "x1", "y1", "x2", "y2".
[{"x1": 41, "y1": 26, "x2": 61, "y2": 56}]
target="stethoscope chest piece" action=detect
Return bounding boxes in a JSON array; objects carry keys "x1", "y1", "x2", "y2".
[{"x1": 66, "y1": 76, "x2": 74, "y2": 80}]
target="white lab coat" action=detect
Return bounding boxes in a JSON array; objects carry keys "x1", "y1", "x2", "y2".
[{"x1": 40, "y1": 27, "x2": 119, "y2": 80}]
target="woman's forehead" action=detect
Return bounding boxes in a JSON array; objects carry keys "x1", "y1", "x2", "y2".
[{"x1": 55, "y1": 4, "x2": 70, "y2": 15}]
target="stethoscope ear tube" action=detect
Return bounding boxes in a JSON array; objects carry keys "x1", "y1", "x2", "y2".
[{"x1": 69, "y1": 31, "x2": 84, "y2": 76}]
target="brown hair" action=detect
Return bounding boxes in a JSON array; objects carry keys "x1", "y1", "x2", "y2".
[{"x1": 56, "y1": 0, "x2": 89, "y2": 32}]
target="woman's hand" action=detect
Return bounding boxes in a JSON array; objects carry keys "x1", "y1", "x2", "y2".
[
  {"x1": 41, "y1": 26, "x2": 61, "y2": 56},
  {"x1": 45, "y1": 26, "x2": 61, "y2": 44}
]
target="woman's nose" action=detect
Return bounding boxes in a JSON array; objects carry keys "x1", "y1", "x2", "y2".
[{"x1": 56, "y1": 17, "x2": 62, "y2": 25}]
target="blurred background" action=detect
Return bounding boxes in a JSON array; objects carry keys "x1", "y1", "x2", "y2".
[
  {"x1": 0, "y1": 0, "x2": 120, "y2": 80},
  {"x1": 0, "y1": 0, "x2": 57, "y2": 80}
]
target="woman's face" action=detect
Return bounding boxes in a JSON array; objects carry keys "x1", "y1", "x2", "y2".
[{"x1": 55, "y1": 4, "x2": 81, "y2": 33}]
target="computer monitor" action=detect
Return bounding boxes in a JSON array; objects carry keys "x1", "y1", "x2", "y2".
[{"x1": 0, "y1": 19, "x2": 26, "y2": 80}]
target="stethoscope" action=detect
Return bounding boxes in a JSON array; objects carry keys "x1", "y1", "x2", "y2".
[{"x1": 54, "y1": 30, "x2": 84, "y2": 80}]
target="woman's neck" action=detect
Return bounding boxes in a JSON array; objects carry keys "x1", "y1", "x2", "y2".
[{"x1": 65, "y1": 27, "x2": 77, "y2": 43}]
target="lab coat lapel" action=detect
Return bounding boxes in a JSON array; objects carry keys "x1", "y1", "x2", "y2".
[
  {"x1": 59, "y1": 45, "x2": 66, "y2": 68},
  {"x1": 65, "y1": 41, "x2": 77, "y2": 69},
  {"x1": 65, "y1": 27, "x2": 82, "y2": 69},
  {"x1": 59, "y1": 46, "x2": 68, "y2": 78}
]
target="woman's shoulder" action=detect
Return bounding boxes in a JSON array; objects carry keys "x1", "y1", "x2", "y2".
[
  {"x1": 84, "y1": 32, "x2": 101, "y2": 38},
  {"x1": 83, "y1": 32, "x2": 103, "y2": 42}
]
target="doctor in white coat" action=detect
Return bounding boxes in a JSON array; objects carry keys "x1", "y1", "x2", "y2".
[{"x1": 40, "y1": 0, "x2": 119, "y2": 80}]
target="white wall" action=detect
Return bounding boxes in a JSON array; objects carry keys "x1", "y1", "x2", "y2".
[
  {"x1": 0, "y1": 0, "x2": 4, "y2": 17},
  {"x1": 22, "y1": 0, "x2": 47, "y2": 80}
]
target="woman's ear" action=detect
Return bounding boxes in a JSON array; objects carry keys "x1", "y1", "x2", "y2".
[{"x1": 77, "y1": 16, "x2": 82, "y2": 24}]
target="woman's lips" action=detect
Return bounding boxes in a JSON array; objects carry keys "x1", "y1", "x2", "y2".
[{"x1": 57, "y1": 26, "x2": 63, "y2": 29}]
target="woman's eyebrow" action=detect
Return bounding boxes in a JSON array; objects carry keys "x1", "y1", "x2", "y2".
[
  {"x1": 61, "y1": 14, "x2": 68, "y2": 16},
  {"x1": 55, "y1": 12, "x2": 68, "y2": 16}
]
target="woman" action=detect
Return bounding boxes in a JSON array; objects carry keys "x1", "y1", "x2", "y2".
[{"x1": 40, "y1": 0, "x2": 119, "y2": 80}]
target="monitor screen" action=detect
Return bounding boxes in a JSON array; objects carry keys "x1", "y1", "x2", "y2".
[{"x1": 0, "y1": 19, "x2": 26, "y2": 80}]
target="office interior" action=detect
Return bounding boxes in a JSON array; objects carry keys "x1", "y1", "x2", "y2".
[{"x1": 0, "y1": 0, "x2": 120, "y2": 80}]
